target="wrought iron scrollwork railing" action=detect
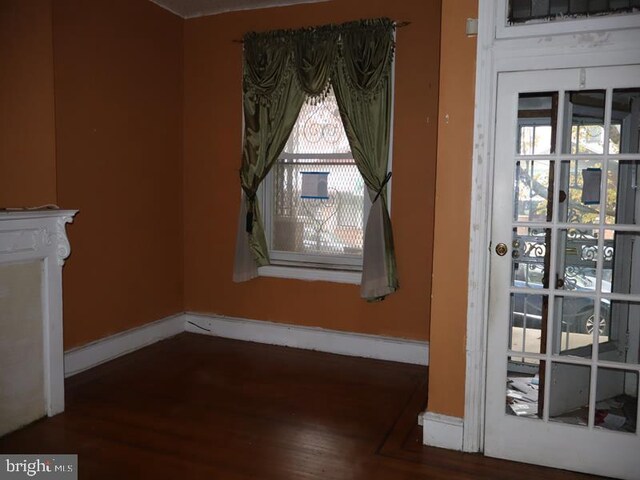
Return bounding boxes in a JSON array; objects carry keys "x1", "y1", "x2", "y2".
[{"x1": 512, "y1": 232, "x2": 614, "y2": 290}]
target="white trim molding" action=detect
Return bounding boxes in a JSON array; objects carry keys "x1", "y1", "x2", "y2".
[
  {"x1": 184, "y1": 312, "x2": 429, "y2": 365},
  {"x1": 463, "y1": 0, "x2": 497, "y2": 454},
  {"x1": 258, "y1": 265, "x2": 361, "y2": 284},
  {"x1": 64, "y1": 314, "x2": 184, "y2": 377},
  {"x1": 422, "y1": 412, "x2": 464, "y2": 451},
  {"x1": 464, "y1": 0, "x2": 640, "y2": 455},
  {"x1": 63, "y1": 312, "x2": 428, "y2": 378}
]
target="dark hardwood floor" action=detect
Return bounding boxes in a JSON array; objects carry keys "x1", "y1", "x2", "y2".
[{"x1": 0, "y1": 333, "x2": 603, "y2": 479}]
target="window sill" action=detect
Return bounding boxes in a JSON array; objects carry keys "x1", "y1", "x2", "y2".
[{"x1": 258, "y1": 265, "x2": 361, "y2": 284}]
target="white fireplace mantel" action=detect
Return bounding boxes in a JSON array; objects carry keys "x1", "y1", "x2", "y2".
[{"x1": 0, "y1": 209, "x2": 77, "y2": 430}]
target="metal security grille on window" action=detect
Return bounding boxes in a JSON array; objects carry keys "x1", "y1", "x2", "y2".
[
  {"x1": 264, "y1": 87, "x2": 366, "y2": 268},
  {"x1": 508, "y1": 0, "x2": 640, "y2": 24}
]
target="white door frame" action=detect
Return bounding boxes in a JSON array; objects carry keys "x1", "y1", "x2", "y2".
[{"x1": 463, "y1": 0, "x2": 640, "y2": 453}]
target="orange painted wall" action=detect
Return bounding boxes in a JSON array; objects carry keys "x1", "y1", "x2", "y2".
[
  {"x1": 427, "y1": 0, "x2": 478, "y2": 418},
  {"x1": 2, "y1": 1, "x2": 479, "y2": 419},
  {"x1": 183, "y1": 0, "x2": 441, "y2": 340},
  {"x1": 0, "y1": 0, "x2": 57, "y2": 207},
  {"x1": 52, "y1": 0, "x2": 184, "y2": 349}
]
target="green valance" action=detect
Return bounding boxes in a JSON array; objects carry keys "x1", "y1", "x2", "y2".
[{"x1": 242, "y1": 18, "x2": 395, "y2": 104}]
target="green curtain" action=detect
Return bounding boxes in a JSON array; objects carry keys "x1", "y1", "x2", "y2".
[
  {"x1": 234, "y1": 33, "x2": 306, "y2": 280},
  {"x1": 331, "y1": 19, "x2": 398, "y2": 300},
  {"x1": 234, "y1": 19, "x2": 398, "y2": 300}
]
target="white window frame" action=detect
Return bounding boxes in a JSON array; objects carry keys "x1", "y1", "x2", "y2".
[
  {"x1": 517, "y1": 117, "x2": 554, "y2": 155},
  {"x1": 257, "y1": 55, "x2": 396, "y2": 284},
  {"x1": 261, "y1": 152, "x2": 369, "y2": 268},
  {"x1": 258, "y1": 152, "x2": 370, "y2": 283}
]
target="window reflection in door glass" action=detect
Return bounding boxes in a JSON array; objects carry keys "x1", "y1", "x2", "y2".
[
  {"x1": 606, "y1": 160, "x2": 640, "y2": 225},
  {"x1": 518, "y1": 92, "x2": 557, "y2": 155},
  {"x1": 513, "y1": 160, "x2": 554, "y2": 222},
  {"x1": 559, "y1": 160, "x2": 603, "y2": 224},
  {"x1": 563, "y1": 90, "x2": 606, "y2": 154},
  {"x1": 519, "y1": 125, "x2": 553, "y2": 155},
  {"x1": 609, "y1": 88, "x2": 640, "y2": 154}
]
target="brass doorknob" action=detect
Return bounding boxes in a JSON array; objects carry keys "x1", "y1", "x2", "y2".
[{"x1": 495, "y1": 243, "x2": 508, "y2": 256}]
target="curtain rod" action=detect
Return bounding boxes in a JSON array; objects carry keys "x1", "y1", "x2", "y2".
[{"x1": 232, "y1": 20, "x2": 411, "y2": 43}]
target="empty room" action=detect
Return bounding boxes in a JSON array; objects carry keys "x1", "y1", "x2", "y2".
[{"x1": 1, "y1": 0, "x2": 639, "y2": 478}]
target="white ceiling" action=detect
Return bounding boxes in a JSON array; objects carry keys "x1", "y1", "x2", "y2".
[{"x1": 150, "y1": 0, "x2": 331, "y2": 19}]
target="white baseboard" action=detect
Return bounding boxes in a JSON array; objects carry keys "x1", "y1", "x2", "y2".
[
  {"x1": 63, "y1": 314, "x2": 184, "y2": 377},
  {"x1": 64, "y1": 311, "x2": 428, "y2": 378},
  {"x1": 422, "y1": 412, "x2": 464, "y2": 451},
  {"x1": 184, "y1": 312, "x2": 429, "y2": 366}
]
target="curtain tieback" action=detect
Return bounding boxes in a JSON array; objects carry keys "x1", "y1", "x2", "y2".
[
  {"x1": 244, "y1": 191, "x2": 257, "y2": 234},
  {"x1": 246, "y1": 211, "x2": 254, "y2": 234},
  {"x1": 373, "y1": 172, "x2": 392, "y2": 203}
]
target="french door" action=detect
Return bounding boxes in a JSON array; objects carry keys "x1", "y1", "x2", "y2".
[{"x1": 485, "y1": 65, "x2": 640, "y2": 479}]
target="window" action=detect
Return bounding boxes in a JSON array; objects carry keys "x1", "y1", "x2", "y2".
[
  {"x1": 508, "y1": 0, "x2": 640, "y2": 24},
  {"x1": 235, "y1": 18, "x2": 398, "y2": 297},
  {"x1": 518, "y1": 121, "x2": 553, "y2": 155},
  {"x1": 497, "y1": 0, "x2": 640, "y2": 39},
  {"x1": 260, "y1": 87, "x2": 370, "y2": 274}
]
